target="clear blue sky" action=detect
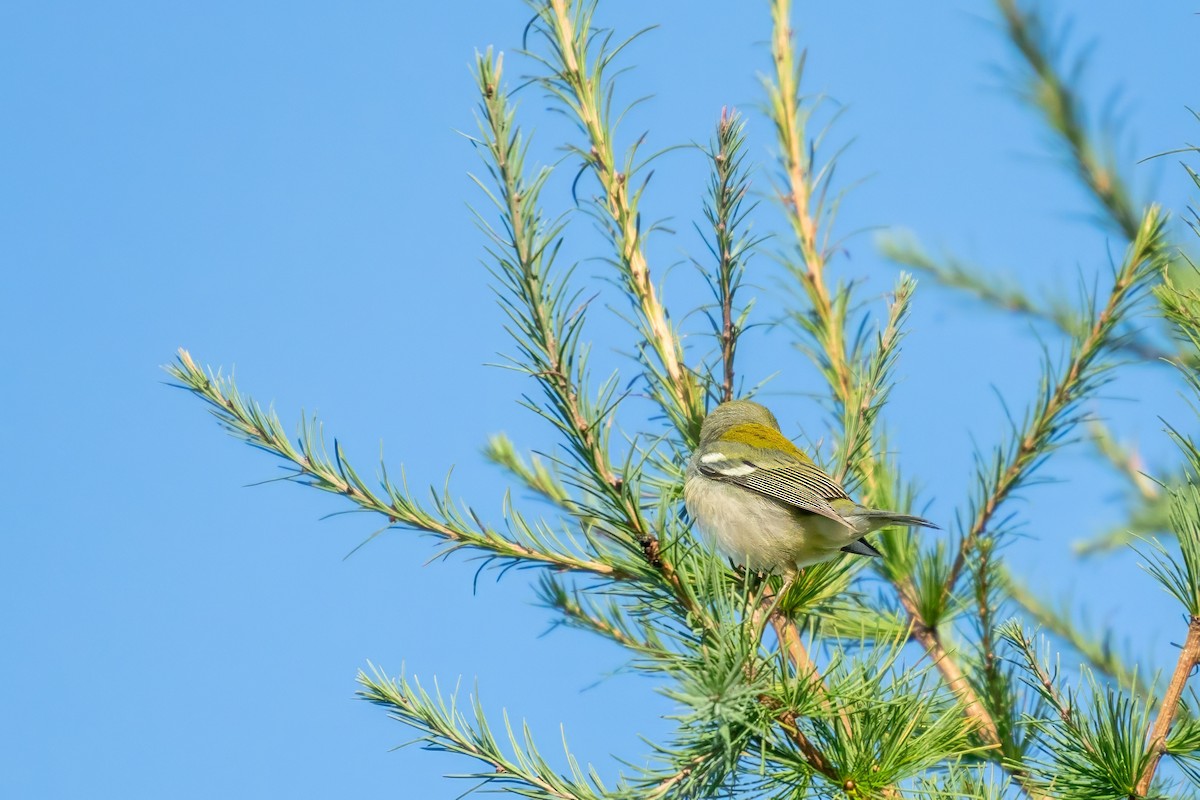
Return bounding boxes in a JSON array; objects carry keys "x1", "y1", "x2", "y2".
[{"x1": 3, "y1": 2, "x2": 1197, "y2": 797}]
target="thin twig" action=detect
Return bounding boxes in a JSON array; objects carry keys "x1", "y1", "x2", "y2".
[
  {"x1": 476, "y1": 55, "x2": 623, "y2": 495},
  {"x1": 763, "y1": 699, "x2": 837, "y2": 781},
  {"x1": 527, "y1": 2, "x2": 705, "y2": 602},
  {"x1": 643, "y1": 753, "x2": 711, "y2": 800},
  {"x1": 1089, "y1": 421, "x2": 1161, "y2": 502},
  {"x1": 901, "y1": 595, "x2": 1051, "y2": 800},
  {"x1": 752, "y1": 592, "x2": 911, "y2": 797},
  {"x1": 358, "y1": 669, "x2": 600, "y2": 800},
  {"x1": 1004, "y1": 568, "x2": 1151, "y2": 698},
  {"x1": 881, "y1": 239, "x2": 1178, "y2": 366},
  {"x1": 745, "y1": 593, "x2": 856, "y2": 790},
  {"x1": 706, "y1": 108, "x2": 751, "y2": 404}
]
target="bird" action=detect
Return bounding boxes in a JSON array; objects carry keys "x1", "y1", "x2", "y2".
[{"x1": 684, "y1": 399, "x2": 937, "y2": 573}]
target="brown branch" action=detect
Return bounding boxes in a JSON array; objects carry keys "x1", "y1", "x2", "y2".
[
  {"x1": 1135, "y1": 616, "x2": 1200, "y2": 796},
  {"x1": 752, "y1": 596, "x2": 910, "y2": 797},
  {"x1": 644, "y1": 754, "x2": 710, "y2": 800},
  {"x1": 770, "y1": 702, "x2": 899, "y2": 800},
  {"x1": 763, "y1": 698, "x2": 837, "y2": 781},
  {"x1": 780, "y1": 712, "x2": 835, "y2": 777},
  {"x1": 763, "y1": 606, "x2": 854, "y2": 741},
  {"x1": 770, "y1": 613, "x2": 820, "y2": 687},
  {"x1": 902, "y1": 605, "x2": 1055, "y2": 800},
  {"x1": 745, "y1": 596, "x2": 844, "y2": 787},
  {"x1": 893, "y1": 584, "x2": 1002, "y2": 749}
]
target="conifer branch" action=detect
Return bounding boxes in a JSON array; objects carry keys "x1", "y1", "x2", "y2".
[
  {"x1": 882, "y1": 0, "x2": 1186, "y2": 375},
  {"x1": 970, "y1": 538, "x2": 1020, "y2": 756},
  {"x1": 879, "y1": 238, "x2": 1176, "y2": 366},
  {"x1": 995, "y1": 0, "x2": 1140, "y2": 238},
  {"x1": 1137, "y1": 409, "x2": 1200, "y2": 795},
  {"x1": 768, "y1": 613, "x2": 823, "y2": 702},
  {"x1": 537, "y1": 575, "x2": 667, "y2": 657},
  {"x1": 167, "y1": 5, "x2": 1200, "y2": 798},
  {"x1": 896, "y1": 589, "x2": 1002, "y2": 749},
  {"x1": 357, "y1": 667, "x2": 627, "y2": 800},
  {"x1": 484, "y1": 433, "x2": 574, "y2": 508},
  {"x1": 1087, "y1": 422, "x2": 1160, "y2": 504},
  {"x1": 753, "y1": 595, "x2": 854, "y2": 744},
  {"x1": 472, "y1": 50, "x2": 624, "y2": 501},
  {"x1": 640, "y1": 754, "x2": 715, "y2": 800},
  {"x1": 473, "y1": 48, "x2": 690, "y2": 600},
  {"x1": 532, "y1": 0, "x2": 705, "y2": 439},
  {"x1": 167, "y1": 349, "x2": 623, "y2": 580},
  {"x1": 765, "y1": 2, "x2": 1018, "y2": 782},
  {"x1": 699, "y1": 108, "x2": 757, "y2": 406},
  {"x1": 1001, "y1": 622, "x2": 1156, "y2": 799},
  {"x1": 765, "y1": 0, "x2": 853, "y2": 412},
  {"x1": 833, "y1": 275, "x2": 914, "y2": 490},
  {"x1": 946, "y1": 208, "x2": 1168, "y2": 594},
  {"x1": 766, "y1": 701, "x2": 838, "y2": 782}
]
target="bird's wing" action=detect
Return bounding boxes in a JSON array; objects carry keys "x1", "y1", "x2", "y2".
[{"x1": 696, "y1": 450, "x2": 853, "y2": 529}]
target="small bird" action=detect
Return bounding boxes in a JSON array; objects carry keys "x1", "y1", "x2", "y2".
[{"x1": 684, "y1": 399, "x2": 937, "y2": 573}]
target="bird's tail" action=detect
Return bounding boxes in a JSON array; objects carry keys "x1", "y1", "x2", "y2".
[{"x1": 849, "y1": 509, "x2": 940, "y2": 531}]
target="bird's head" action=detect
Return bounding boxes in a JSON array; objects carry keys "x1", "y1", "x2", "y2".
[{"x1": 698, "y1": 400, "x2": 781, "y2": 446}]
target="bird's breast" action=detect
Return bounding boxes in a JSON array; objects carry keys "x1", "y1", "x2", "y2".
[{"x1": 684, "y1": 476, "x2": 853, "y2": 571}]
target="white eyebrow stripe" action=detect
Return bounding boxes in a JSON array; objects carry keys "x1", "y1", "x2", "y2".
[
  {"x1": 717, "y1": 463, "x2": 757, "y2": 476},
  {"x1": 700, "y1": 452, "x2": 728, "y2": 464}
]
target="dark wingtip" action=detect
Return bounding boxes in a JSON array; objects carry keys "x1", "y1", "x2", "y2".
[{"x1": 841, "y1": 538, "x2": 883, "y2": 558}]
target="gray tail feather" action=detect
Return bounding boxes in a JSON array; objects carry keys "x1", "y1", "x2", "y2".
[
  {"x1": 841, "y1": 538, "x2": 883, "y2": 558},
  {"x1": 856, "y1": 510, "x2": 939, "y2": 530},
  {"x1": 890, "y1": 513, "x2": 939, "y2": 530}
]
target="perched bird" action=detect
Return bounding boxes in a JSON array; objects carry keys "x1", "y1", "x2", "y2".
[{"x1": 684, "y1": 399, "x2": 937, "y2": 573}]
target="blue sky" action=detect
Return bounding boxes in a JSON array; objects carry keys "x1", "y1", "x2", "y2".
[{"x1": 3, "y1": 2, "x2": 1198, "y2": 797}]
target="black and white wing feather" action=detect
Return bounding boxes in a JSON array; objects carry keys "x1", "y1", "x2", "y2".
[{"x1": 695, "y1": 451, "x2": 853, "y2": 529}]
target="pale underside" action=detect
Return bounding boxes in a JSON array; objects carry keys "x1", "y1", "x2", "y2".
[{"x1": 684, "y1": 476, "x2": 865, "y2": 572}]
